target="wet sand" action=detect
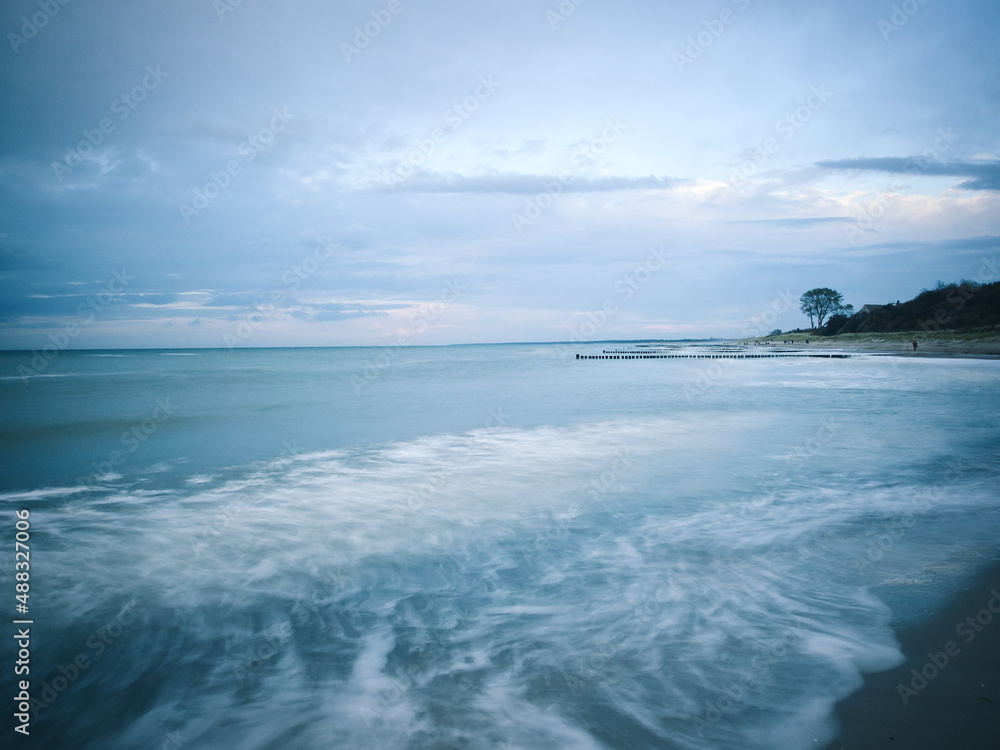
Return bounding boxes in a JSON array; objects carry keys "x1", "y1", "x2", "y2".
[
  {"x1": 826, "y1": 564, "x2": 1000, "y2": 749},
  {"x1": 741, "y1": 333, "x2": 1000, "y2": 357}
]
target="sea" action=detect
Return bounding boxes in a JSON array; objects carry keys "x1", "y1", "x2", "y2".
[{"x1": 1, "y1": 343, "x2": 998, "y2": 749}]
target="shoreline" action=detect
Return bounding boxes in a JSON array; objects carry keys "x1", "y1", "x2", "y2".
[
  {"x1": 742, "y1": 329, "x2": 1000, "y2": 357},
  {"x1": 738, "y1": 338, "x2": 1000, "y2": 357},
  {"x1": 825, "y1": 562, "x2": 1000, "y2": 749},
  {"x1": 730, "y1": 343, "x2": 1000, "y2": 360}
]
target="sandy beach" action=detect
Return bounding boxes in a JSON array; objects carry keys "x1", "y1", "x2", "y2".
[
  {"x1": 742, "y1": 329, "x2": 1000, "y2": 357},
  {"x1": 826, "y1": 564, "x2": 1000, "y2": 749}
]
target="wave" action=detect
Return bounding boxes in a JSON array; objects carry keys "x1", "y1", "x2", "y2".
[{"x1": 10, "y1": 415, "x2": 999, "y2": 749}]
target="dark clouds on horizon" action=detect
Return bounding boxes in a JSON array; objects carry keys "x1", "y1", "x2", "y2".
[
  {"x1": 1, "y1": 0, "x2": 999, "y2": 348},
  {"x1": 816, "y1": 157, "x2": 1000, "y2": 191}
]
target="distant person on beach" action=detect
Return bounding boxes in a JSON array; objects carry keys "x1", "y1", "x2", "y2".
[{"x1": 912, "y1": 340, "x2": 918, "y2": 351}]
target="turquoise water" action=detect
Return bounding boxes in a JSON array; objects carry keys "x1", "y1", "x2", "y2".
[{"x1": 1, "y1": 344, "x2": 999, "y2": 748}]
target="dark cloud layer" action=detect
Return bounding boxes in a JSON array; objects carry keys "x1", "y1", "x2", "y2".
[{"x1": 817, "y1": 158, "x2": 1000, "y2": 190}]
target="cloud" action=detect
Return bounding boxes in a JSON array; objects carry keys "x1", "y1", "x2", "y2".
[
  {"x1": 0, "y1": 293, "x2": 179, "y2": 322},
  {"x1": 374, "y1": 171, "x2": 686, "y2": 194},
  {"x1": 728, "y1": 217, "x2": 853, "y2": 227},
  {"x1": 1, "y1": 0, "x2": 998, "y2": 347},
  {"x1": 128, "y1": 294, "x2": 181, "y2": 306},
  {"x1": 202, "y1": 292, "x2": 295, "y2": 309},
  {"x1": 289, "y1": 307, "x2": 388, "y2": 322},
  {"x1": 837, "y1": 234, "x2": 1000, "y2": 256},
  {"x1": 816, "y1": 158, "x2": 1000, "y2": 191}
]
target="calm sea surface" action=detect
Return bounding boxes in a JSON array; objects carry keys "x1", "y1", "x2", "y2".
[{"x1": 1, "y1": 344, "x2": 998, "y2": 748}]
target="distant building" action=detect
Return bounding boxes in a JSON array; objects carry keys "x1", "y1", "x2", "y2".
[{"x1": 858, "y1": 304, "x2": 884, "y2": 315}]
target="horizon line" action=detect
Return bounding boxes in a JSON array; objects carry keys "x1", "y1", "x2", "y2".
[{"x1": 0, "y1": 337, "x2": 743, "y2": 353}]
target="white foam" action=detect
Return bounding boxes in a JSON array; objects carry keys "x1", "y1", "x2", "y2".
[
  {"x1": 0, "y1": 485, "x2": 92, "y2": 500},
  {"x1": 24, "y1": 410, "x2": 1000, "y2": 750}
]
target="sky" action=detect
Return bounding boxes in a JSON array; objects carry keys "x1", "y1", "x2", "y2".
[{"x1": 1, "y1": 0, "x2": 999, "y2": 348}]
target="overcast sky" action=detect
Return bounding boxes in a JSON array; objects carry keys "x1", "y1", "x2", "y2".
[{"x1": 1, "y1": 0, "x2": 998, "y2": 348}]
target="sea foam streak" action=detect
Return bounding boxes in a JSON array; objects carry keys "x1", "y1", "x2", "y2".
[{"x1": 21, "y1": 411, "x2": 999, "y2": 749}]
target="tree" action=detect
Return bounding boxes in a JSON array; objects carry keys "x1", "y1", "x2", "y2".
[{"x1": 800, "y1": 288, "x2": 846, "y2": 329}]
